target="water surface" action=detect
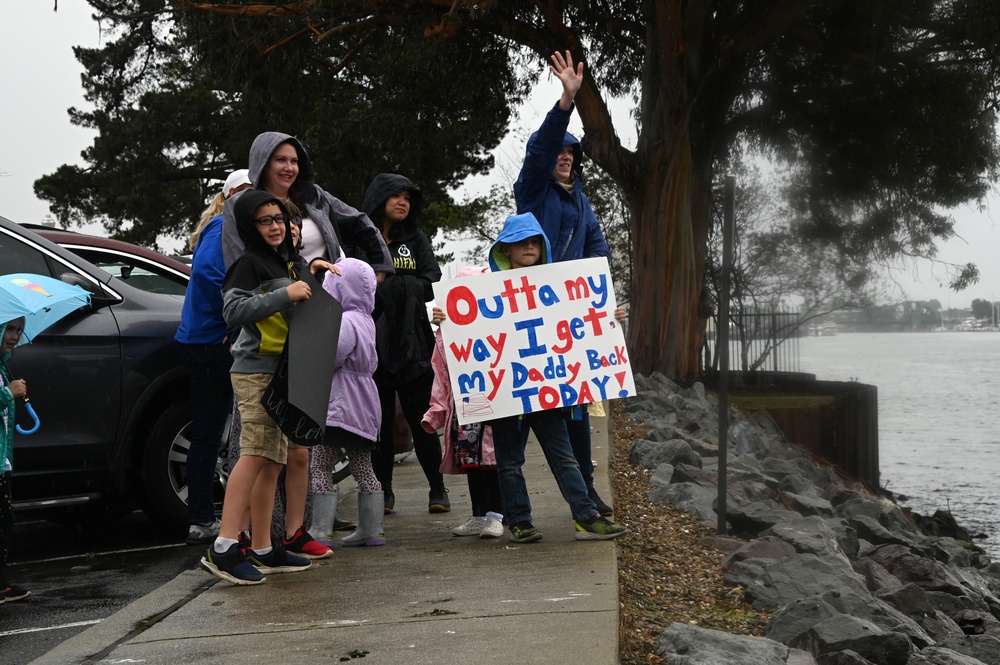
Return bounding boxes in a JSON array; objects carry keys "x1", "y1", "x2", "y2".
[{"x1": 796, "y1": 332, "x2": 1000, "y2": 558}]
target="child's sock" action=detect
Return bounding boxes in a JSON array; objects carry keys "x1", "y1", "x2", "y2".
[
  {"x1": 213, "y1": 537, "x2": 238, "y2": 553},
  {"x1": 252, "y1": 546, "x2": 273, "y2": 556}
]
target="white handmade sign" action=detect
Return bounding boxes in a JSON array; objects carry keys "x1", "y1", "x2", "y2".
[{"x1": 433, "y1": 257, "x2": 635, "y2": 425}]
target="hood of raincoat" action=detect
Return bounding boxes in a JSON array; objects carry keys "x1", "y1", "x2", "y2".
[
  {"x1": 525, "y1": 130, "x2": 584, "y2": 181},
  {"x1": 233, "y1": 189, "x2": 295, "y2": 261},
  {"x1": 361, "y1": 173, "x2": 423, "y2": 237},
  {"x1": 247, "y1": 131, "x2": 316, "y2": 197},
  {"x1": 488, "y1": 213, "x2": 552, "y2": 272},
  {"x1": 324, "y1": 258, "x2": 376, "y2": 316}
]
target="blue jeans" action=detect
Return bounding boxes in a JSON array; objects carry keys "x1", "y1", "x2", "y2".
[
  {"x1": 491, "y1": 409, "x2": 598, "y2": 525},
  {"x1": 565, "y1": 405, "x2": 594, "y2": 489},
  {"x1": 176, "y1": 342, "x2": 233, "y2": 525}
]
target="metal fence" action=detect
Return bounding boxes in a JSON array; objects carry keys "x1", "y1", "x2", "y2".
[{"x1": 704, "y1": 308, "x2": 802, "y2": 375}]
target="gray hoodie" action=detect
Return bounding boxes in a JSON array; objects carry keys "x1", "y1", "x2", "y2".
[{"x1": 221, "y1": 131, "x2": 393, "y2": 275}]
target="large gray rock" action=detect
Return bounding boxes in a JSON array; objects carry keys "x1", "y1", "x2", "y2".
[
  {"x1": 780, "y1": 473, "x2": 821, "y2": 496},
  {"x1": 867, "y1": 545, "x2": 969, "y2": 595},
  {"x1": 823, "y1": 518, "x2": 862, "y2": 560},
  {"x1": 671, "y1": 462, "x2": 745, "y2": 494},
  {"x1": 818, "y1": 588, "x2": 935, "y2": 648},
  {"x1": 630, "y1": 438, "x2": 702, "y2": 468},
  {"x1": 816, "y1": 651, "x2": 877, "y2": 665},
  {"x1": 788, "y1": 648, "x2": 821, "y2": 664},
  {"x1": 655, "y1": 622, "x2": 789, "y2": 664},
  {"x1": 925, "y1": 591, "x2": 989, "y2": 618},
  {"x1": 933, "y1": 635, "x2": 1000, "y2": 665},
  {"x1": 879, "y1": 583, "x2": 964, "y2": 642},
  {"x1": 952, "y1": 609, "x2": 1000, "y2": 637},
  {"x1": 726, "y1": 496, "x2": 797, "y2": 535},
  {"x1": 649, "y1": 481, "x2": 718, "y2": 521},
  {"x1": 649, "y1": 462, "x2": 676, "y2": 488},
  {"x1": 906, "y1": 646, "x2": 993, "y2": 664},
  {"x1": 789, "y1": 614, "x2": 913, "y2": 665},
  {"x1": 784, "y1": 491, "x2": 837, "y2": 518},
  {"x1": 768, "y1": 596, "x2": 842, "y2": 644},
  {"x1": 722, "y1": 536, "x2": 797, "y2": 571},
  {"x1": 837, "y1": 497, "x2": 886, "y2": 523},
  {"x1": 725, "y1": 553, "x2": 869, "y2": 611},
  {"x1": 855, "y1": 557, "x2": 905, "y2": 595},
  {"x1": 848, "y1": 514, "x2": 922, "y2": 548},
  {"x1": 763, "y1": 515, "x2": 848, "y2": 558}
]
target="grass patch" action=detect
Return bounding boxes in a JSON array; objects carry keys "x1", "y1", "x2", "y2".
[{"x1": 723, "y1": 394, "x2": 837, "y2": 409}]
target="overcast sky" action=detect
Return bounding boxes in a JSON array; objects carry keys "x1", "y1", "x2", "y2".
[{"x1": 3, "y1": 2, "x2": 999, "y2": 308}]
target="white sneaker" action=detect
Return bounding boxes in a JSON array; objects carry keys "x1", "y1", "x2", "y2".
[
  {"x1": 480, "y1": 512, "x2": 504, "y2": 539},
  {"x1": 186, "y1": 518, "x2": 221, "y2": 544},
  {"x1": 452, "y1": 516, "x2": 487, "y2": 537}
]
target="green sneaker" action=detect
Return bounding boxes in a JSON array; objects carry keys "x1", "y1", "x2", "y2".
[
  {"x1": 509, "y1": 521, "x2": 543, "y2": 543},
  {"x1": 574, "y1": 515, "x2": 628, "y2": 541}
]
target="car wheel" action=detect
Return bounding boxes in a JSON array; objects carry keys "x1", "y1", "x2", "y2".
[{"x1": 140, "y1": 397, "x2": 232, "y2": 530}]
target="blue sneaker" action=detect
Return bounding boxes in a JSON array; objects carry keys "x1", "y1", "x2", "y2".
[
  {"x1": 201, "y1": 542, "x2": 266, "y2": 585},
  {"x1": 246, "y1": 542, "x2": 312, "y2": 573}
]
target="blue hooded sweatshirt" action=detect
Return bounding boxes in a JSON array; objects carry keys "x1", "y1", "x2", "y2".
[
  {"x1": 513, "y1": 103, "x2": 610, "y2": 263},
  {"x1": 175, "y1": 214, "x2": 227, "y2": 345},
  {"x1": 488, "y1": 213, "x2": 554, "y2": 272}
]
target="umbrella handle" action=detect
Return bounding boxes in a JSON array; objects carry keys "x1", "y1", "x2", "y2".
[{"x1": 16, "y1": 398, "x2": 39, "y2": 435}]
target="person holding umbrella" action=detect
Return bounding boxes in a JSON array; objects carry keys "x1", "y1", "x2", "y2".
[
  {"x1": 0, "y1": 273, "x2": 91, "y2": 602},
  {"x1": 0, "y1": 317, "x2": 29, "y2": 603}
]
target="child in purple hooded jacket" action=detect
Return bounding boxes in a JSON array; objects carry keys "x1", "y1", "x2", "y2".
[{"x1": 310, "y1": 258, "x2": 386, "y2": 547}]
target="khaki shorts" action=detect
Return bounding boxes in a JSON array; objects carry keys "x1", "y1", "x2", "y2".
[{"x1": 232, "y1": 372, "x2": 288, "y2": 464}]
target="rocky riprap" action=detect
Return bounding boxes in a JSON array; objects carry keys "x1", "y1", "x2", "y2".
[{"x1": 626, "y1": 372, "x2": 1000, "y2": 665}]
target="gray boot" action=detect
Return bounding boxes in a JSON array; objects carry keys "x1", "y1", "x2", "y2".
[
  {"x1": 342, "y1": 491, "x2": 386, "y2": 547},
  {"x1": 309, "y1": 489, "x2": 339, "y2": 545}
]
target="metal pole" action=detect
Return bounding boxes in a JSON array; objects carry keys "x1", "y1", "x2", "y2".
[{"x1": 717, "y1": 176, "x2": 735, "y2": 535}]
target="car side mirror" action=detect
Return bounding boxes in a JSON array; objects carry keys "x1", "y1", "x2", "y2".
[{"x1": 58, "y1": 272, "x2": 113, "y2": 309}]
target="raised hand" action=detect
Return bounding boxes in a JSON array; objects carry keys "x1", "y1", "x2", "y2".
[{"x1": 550, "y1": 50, "x2": 584, "y2": 109}]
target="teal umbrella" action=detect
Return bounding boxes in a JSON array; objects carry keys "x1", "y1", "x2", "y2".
[
  {"x1": 0, "y1": 273, "x2": 91, "y2": 434},
  {"x1": 0, "y1": 273, "x2": 91, "y2": 345}
]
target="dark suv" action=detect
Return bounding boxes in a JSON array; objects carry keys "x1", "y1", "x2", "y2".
[{"x1": 0, "y1": 216, "x2": 197, "y2": 529}]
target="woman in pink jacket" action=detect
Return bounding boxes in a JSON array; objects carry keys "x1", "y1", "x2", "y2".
[{"x1": 423, "y1": 267, "x2": 504, "y2": 538}]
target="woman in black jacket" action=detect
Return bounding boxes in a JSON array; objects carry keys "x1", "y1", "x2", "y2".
[{"x1": 363, "y1": 174, "x2": 447, "y2": 514}]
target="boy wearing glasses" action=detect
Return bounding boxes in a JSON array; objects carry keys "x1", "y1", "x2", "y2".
[{"x1": 201, "y1": 190, "x2": 336, "y2": 585}]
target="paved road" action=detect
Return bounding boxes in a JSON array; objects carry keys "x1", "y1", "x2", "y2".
[{"x1": 2, "y1": 512, "x2": 200, "y2": 663}]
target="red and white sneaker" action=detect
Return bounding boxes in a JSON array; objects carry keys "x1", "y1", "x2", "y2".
[
  {"x1": 0, "y1": 584, "x2": 31, "y2": 603},
  {"x1": 283, "y1": 526, "x2": 333, "y2": 559}
]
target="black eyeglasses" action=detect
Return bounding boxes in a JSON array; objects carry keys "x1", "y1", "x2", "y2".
[{"x1": 254, "y1": 214, "x2": 287, "y2": 227}]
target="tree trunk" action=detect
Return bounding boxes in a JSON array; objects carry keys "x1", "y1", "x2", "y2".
[{"x1": 626, "y1": 123, "x2": 708, "y2": 383}]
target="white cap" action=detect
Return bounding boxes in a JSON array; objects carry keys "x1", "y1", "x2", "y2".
[{"x1": 223, "y1": 169, "x2": 251, "y2": 198}]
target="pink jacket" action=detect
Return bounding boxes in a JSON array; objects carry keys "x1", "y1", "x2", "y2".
[{"x1": 422, "y1": 267, "x2": 495, "y2": 474}]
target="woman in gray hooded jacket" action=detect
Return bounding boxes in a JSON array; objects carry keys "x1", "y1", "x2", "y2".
[{"x1": 221, "y1": 132, "x2": 393, "y2": 559}]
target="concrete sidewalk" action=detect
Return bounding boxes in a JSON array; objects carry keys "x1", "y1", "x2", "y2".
[{"x1": 32, "y1": 416, "x2": 621, "y2": 665}]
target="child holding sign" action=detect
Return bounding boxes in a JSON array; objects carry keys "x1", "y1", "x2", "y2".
[
  {"x1": 426, "y1": 267, "x2": 505, "y2": 539},
  {"x1": 484, "y1": 213, "x2": 627, "y2": 543}
]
